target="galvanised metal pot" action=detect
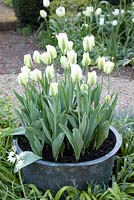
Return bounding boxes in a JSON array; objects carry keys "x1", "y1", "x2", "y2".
[{"x1": 13, "y1": 126, "x2": 122, "y2": 192}]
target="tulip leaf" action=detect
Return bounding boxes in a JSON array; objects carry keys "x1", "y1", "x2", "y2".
[{"x1": 52, "y1": 133, "x2": 65, "y2": 161}]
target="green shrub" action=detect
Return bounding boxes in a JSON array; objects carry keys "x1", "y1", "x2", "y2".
[
  {"x1": 3, "y1": 0, "x2": 13, "y2": 8},
  {"x1": 17, "y1": 25, "x2": 33, "y2": 37},
  {"x1": 12, "y1": 0, "x2": 47, "y2": 27}
]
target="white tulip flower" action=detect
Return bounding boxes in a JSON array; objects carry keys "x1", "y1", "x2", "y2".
[
  {"x1": 83, "y1": 35, "x2": 95, "y2": 52},
  {"x1": 46, "y1": 45, "x2": 57, "y2": 60},
  {"x1": 83, "y1": 6, "x2": 94, "y2": 17},
  {"x1": 67, "y1": 41, "x2": 73, "y2": 51},
  {"x1": 30, "y1": 69, "x2": 42, "y2": 81},
  {"x1": 105, "y1": 95, "x2": 111, "y2": 103},
  {"x1": 95, "y1": 8, "x2": 102, "y2": 16},
  {"x1": 24, "y1": 54, "x2": 33, "y2": 68},
  {"x1": 67, "y1": 50, "x2": 77, "y2": 65},
  {"x1": 33, "y1": 50, "x2": 41, "y2": 64},
  {"x1": 46, "y1": 64, "x2": 55, "y2": 81},
  {"x1": 112, "y1": 20, "x2": 118, "y2": 26},
  {"x1": 121, "y1": 9, "x2": 125, "y2": 15},
  {"x1": 99, "y1": 15, "x2": 105, "y2": 26},
  {"x1": 132, "y1": 18, "x2": 134, "y2": 23},
  {"x1": 87, "y1": 71, "x2": 97, "y2": 86},
  {"x1": 21, "y1": 65, "x2": 31, "y2": 74},
  {"x1": 60, "y1": 56, "x2": 69, "y2": 69},
  {"x1": 49, "y1": 82, "x2": 58, "y2": 96},
  {"x1": 41, "y1": 52, "x2": 51, "y2": 65},
  {"x1": 82, "y1": 52, "x2": 91, "y2": 67},
  {"x1": 56, "y1": 33, "x2": 69, "y2": 52},
  {"x1": 56, "y1": 6, "x2": 65, "y2": 17},
  {"x1": 103, "y1": 61, "x2": 114, "y2": 74},
  {"x1": 43, "y1": 0, "x2": 50, "y2": 7},
  {"x1": 97, "y1": 56, "x2": 106, "y2": 70},
  {"x1": 18, "y1": 72, "x2": 28, "y2": 86},
  {"x1": 40, "y1": 10, "x2": 47, "y2": 18},
  {"x1": 112, "y1": 9, "x2": 119, "y2": 16},
  {"x1": 71, "y1": 64, "x2": 82, "y2": 82}
]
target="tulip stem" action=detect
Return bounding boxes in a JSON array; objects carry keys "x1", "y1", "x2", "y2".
[
  {"x1": 18, "y1": 170, "x2": 27, "y2": 199},
  {"x1": 76, "y1": 83, "x2": 81, "y2": 127}
]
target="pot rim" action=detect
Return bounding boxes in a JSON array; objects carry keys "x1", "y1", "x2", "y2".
[{"x1": 13, "y1": 125, "x2": 122, "y2": 167}]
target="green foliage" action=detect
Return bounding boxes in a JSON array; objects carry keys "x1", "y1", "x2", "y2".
[
  {"x1": 2, "y1": 0, "x2": 13, "y2": 7},
  {"x1": 17, "y1": 25, "x2": 33, "y2": 37}
]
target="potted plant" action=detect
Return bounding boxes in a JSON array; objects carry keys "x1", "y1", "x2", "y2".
[{"x1": 5, "y1": 33, "x2": 122, "y2": 192}]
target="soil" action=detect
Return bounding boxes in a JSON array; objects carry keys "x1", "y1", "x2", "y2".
[{"x1": 18, "y1": 132, "x2": 115, "y2": 163}]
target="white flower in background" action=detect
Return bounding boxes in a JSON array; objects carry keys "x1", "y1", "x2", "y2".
[
  {"x1": 67, "y1": 50, "x2": 77, "y2": 65},
  {"x1": 82, "y1": 52, "x2": 91, "y2": 67},
  {"x1": 60, "y1": 56, "x2": 69, "y2": 69},
  {"x1": 82, "y1": 23, "x2": 89, "y2": 29},
  {"x1": 43, "y1": 0, "x2": 50, "y2": 7},
  {"x1": 30, "y1": 69, "x2": 42, "y2": 81},
  {"x1": 132, "y1": 18, "x2": 134, "y2": 23},
  {"x1": 97, "y1": 56, "x2": 106, "y2": 70},
  {"x1": 67, "y1": 41, "x2": 73, "y2": 51},
  {"x1": 121, "y1": 9, "x2": 125, "y2": 15},
  {"x1": 46, "y1": 64, "x2": 55, "y2": 81},
  {"x1": 71, "y1": 64, "x2": 82, "y2": 82},
  {"x1": 40, "y1": 10, "x2": 47, "y2": 18},
  {"x1": 56, "y1": 33, "x2": 69, "y2": 52},
  {"x1": 95, "y1": 8, "x2": 102, "y2": 16},
  {"x1": 83, "y1": 6, "x2": 94, "y2": 17},
  {"x1": 16, "y1": 160, "x2": 24, "y2": 171},
  {"x1": 112, "y1": 9, "x2": 119, "y2": 16},
  {"x1": 83, "y1": 35, "x2": 95, "y2": 52},
  {"x1": 99, "y1": 15, "x2": 105, "y2": 26},
  {"x1": 24, "y1": 54, "x2": 33, "y2": 68},
  {"x1": 18, "y1": 72, "x2": 28, "y2": 86},
  {"x1": 7, "y1": 151, "x2": 16, "y2": 164},
  {"x1": 33, "y1": 50, "x2": 41, "y2": 64},
  {"x1": 80, "y1": 83, "x2": 88, "y2": 94},
  {"x1": 87, "y1": 71, "x2": 97, "y2": 86},
  {"x1": 56, "y1": 6, "x2": 65, "y2": 17},
  {"x1": 103, "y1": 61, "x2": 114, "y2": 74},
  {"x1": 21, "y1": 66, "x2": 31, "y2": 74},
  {"x1": 105, "y1": 95, "x2": 111, "y2": 103},
  {"x1": 46, "y1": 45, "x2": 57, "y2": 60},
  {"x1": 49, "y1": 82, "x2": 58, "y2": 96},
  {"x1": 132, "y1": 2, "x2": 134, "y2": 7},
  {"x1": 41, "y1": 52, "x2": 51, "y2": 65},
  {"x1": 112, "y1": 20, "x2": 118, "y2": 26}
]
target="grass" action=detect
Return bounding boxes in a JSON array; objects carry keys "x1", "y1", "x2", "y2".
[{"x1": 0, "y1": 98, "x2": 134, "y2": 199}]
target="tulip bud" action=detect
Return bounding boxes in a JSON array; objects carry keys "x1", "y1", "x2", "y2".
[
  {"x1": 56, "y1": 6, "x2": 65, "y2": 17},
  {"x1": 83, "y1": 35, "x2": 95, "y2": 52},
  {"x1": 21, "y1": 66, "x2": 31, "y2": 74},
  {"x1": 103, "y1": 61, "x2": 114, "y2": 74},
  {"x1": 30, "y1": 69, "x2": 42, "y2": 81},
  {"x1": 112, "y1": 20, "x2": 118, "y2": 26},
  {"x1": 99, "y1": 15, "x2": 105, "y2": 26},
  {"x1": 56, "y1": 33, "x2": 69, "y2": 52},
  {"x1": 49, "y1": 82, "x2": 58, "y2": 96},
  {"x1": 67, "y1": 50, "x2": 77, "y2": 65},
  {"x1": 46, "y1": 45, "x2": 57, "y2": 60},
  {"x1": 105, "y1": 95, "x2": 111, "y2": 103},
  {"x1": 82, "y1": 52, "x2": 91, "y2": 67},
  {"x1": 112, "y1": 9, "x2": 119, "y2": 16},
  {"x1": 60, "y1": 56, "x2": 69, "y2": 69},
  {"x1": 24, "y1": 54, "x2": 33, "y2": 68},
  {"x1": 33, "y1": 50, "x2": 41, "y2": 64},
  {"x1": 87, "y1": 71, "x2": 97, "y2": 86},
  {"x1": 40, "y1": 10, "x2": 47, "y2": 18},
  {"x1": 83, "y1": 6, "x2": 94, "y2": 17},
  {"x1": 80, "y1": 83, "x2": 88, "y2": 94},
  {"x1": 95, "y1": 8, "x2": 102, "y2": 16},
  {"x1": 97, "y1": 56, "x2": 106, "y2": 70},
  {"x1": 18, "y1": 72, "x2": 28, "y2": 86},
  {"x1": 41, "y1": 52, "x2": 51, "y2": 65},
  {"x1": 71, "y1": 64, "x2": 82, "y2": 82},
  {"x1": 43, "y1": 0, "x2": 50, "y2": 7},
  {"x1": 46, "y1": 65, "x2": 55, "y2": 81}
]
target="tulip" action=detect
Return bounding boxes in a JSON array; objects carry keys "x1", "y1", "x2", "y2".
[
  {"x1": 80, "y1": 83, "x2": 88, "y2": 94},
  {"x1": 83, "y1": 6, "x2": 94, "y2": 17},
  {"x1": 43, "y1": 0, "x2": 50, "y2": 7},
  {"x1": 41, "y1": 52, "x2": 51, "y2": 65},
  {"x1": 112, "y1": 20, "x2": 118, "y2": 26},
  {"x1": 46, "y1": 45, "x2": 57, "y2": 60},
  {"x1": 56, "y1": 33, "x2": 69, "y2": 52},
  {"x1": 71, "y1": 64, "x2": 82, "y2": 82},
  {"x1": 30, "y1": 69, "x2": 42, "y2": 81},
  {"x1": 18, "y1": 72, "x2": 28, "y2": 86},
  {"x1": 67, "y1": 41, "x2": 73, "y2": 51},
  {"x1": 112, "y1": 9, "x2": 119, "y2": 16},
  {"x1": 67, "y1": 50, "x2": 77, "y2": 65},
  {"x1": 24, "y1": 54, "x2": 33, "y2": 68},
  {"x1": 83, "y1": 35, "x2": 95, "y2": 52},
  {"x1": 103, "y1": 61, "x2": 114, "y2": 74},
  {"x1": 21, "y1": 66, "x2": 31, "y2": 74},
  {"x1": 99, "y1": 15, "x2": 105, "y2": 26},
  {"x1": 40, "y1": 10, "x2": 47, "y2": 18},
  {"x1": 46, "y1": 65, "x2": 55, "y2": 81},
  {"x1": 56, "y1": 6, "x2": 65, "y2": 17},
  {"x1": 95, "y1": 8, "x2": 102, "y2": 16},
  {"x1": 60, "y1": 56, "x2": 69, "y2": 69},
  {"x1": 97, "y1": 56, "x2": 106, "y2": 70},
  {"x1": 87, "y1": 71, "x2": 97, "y2": 86},
  {"x1": 105, "y1": 95, "x2": 111, "y2": 103},
  {"x1": 132, "y1": 18, "x2": 134, "y2": 23},
  {"x1": 49, "y1": 82, "x2": 58, "y2": 96},
  {"x1": 82, "y1": 52, "x2": 91, "y2": 67},
  {"x1": 33, "y1": 50, "x2": 41, "y2": 64}
]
